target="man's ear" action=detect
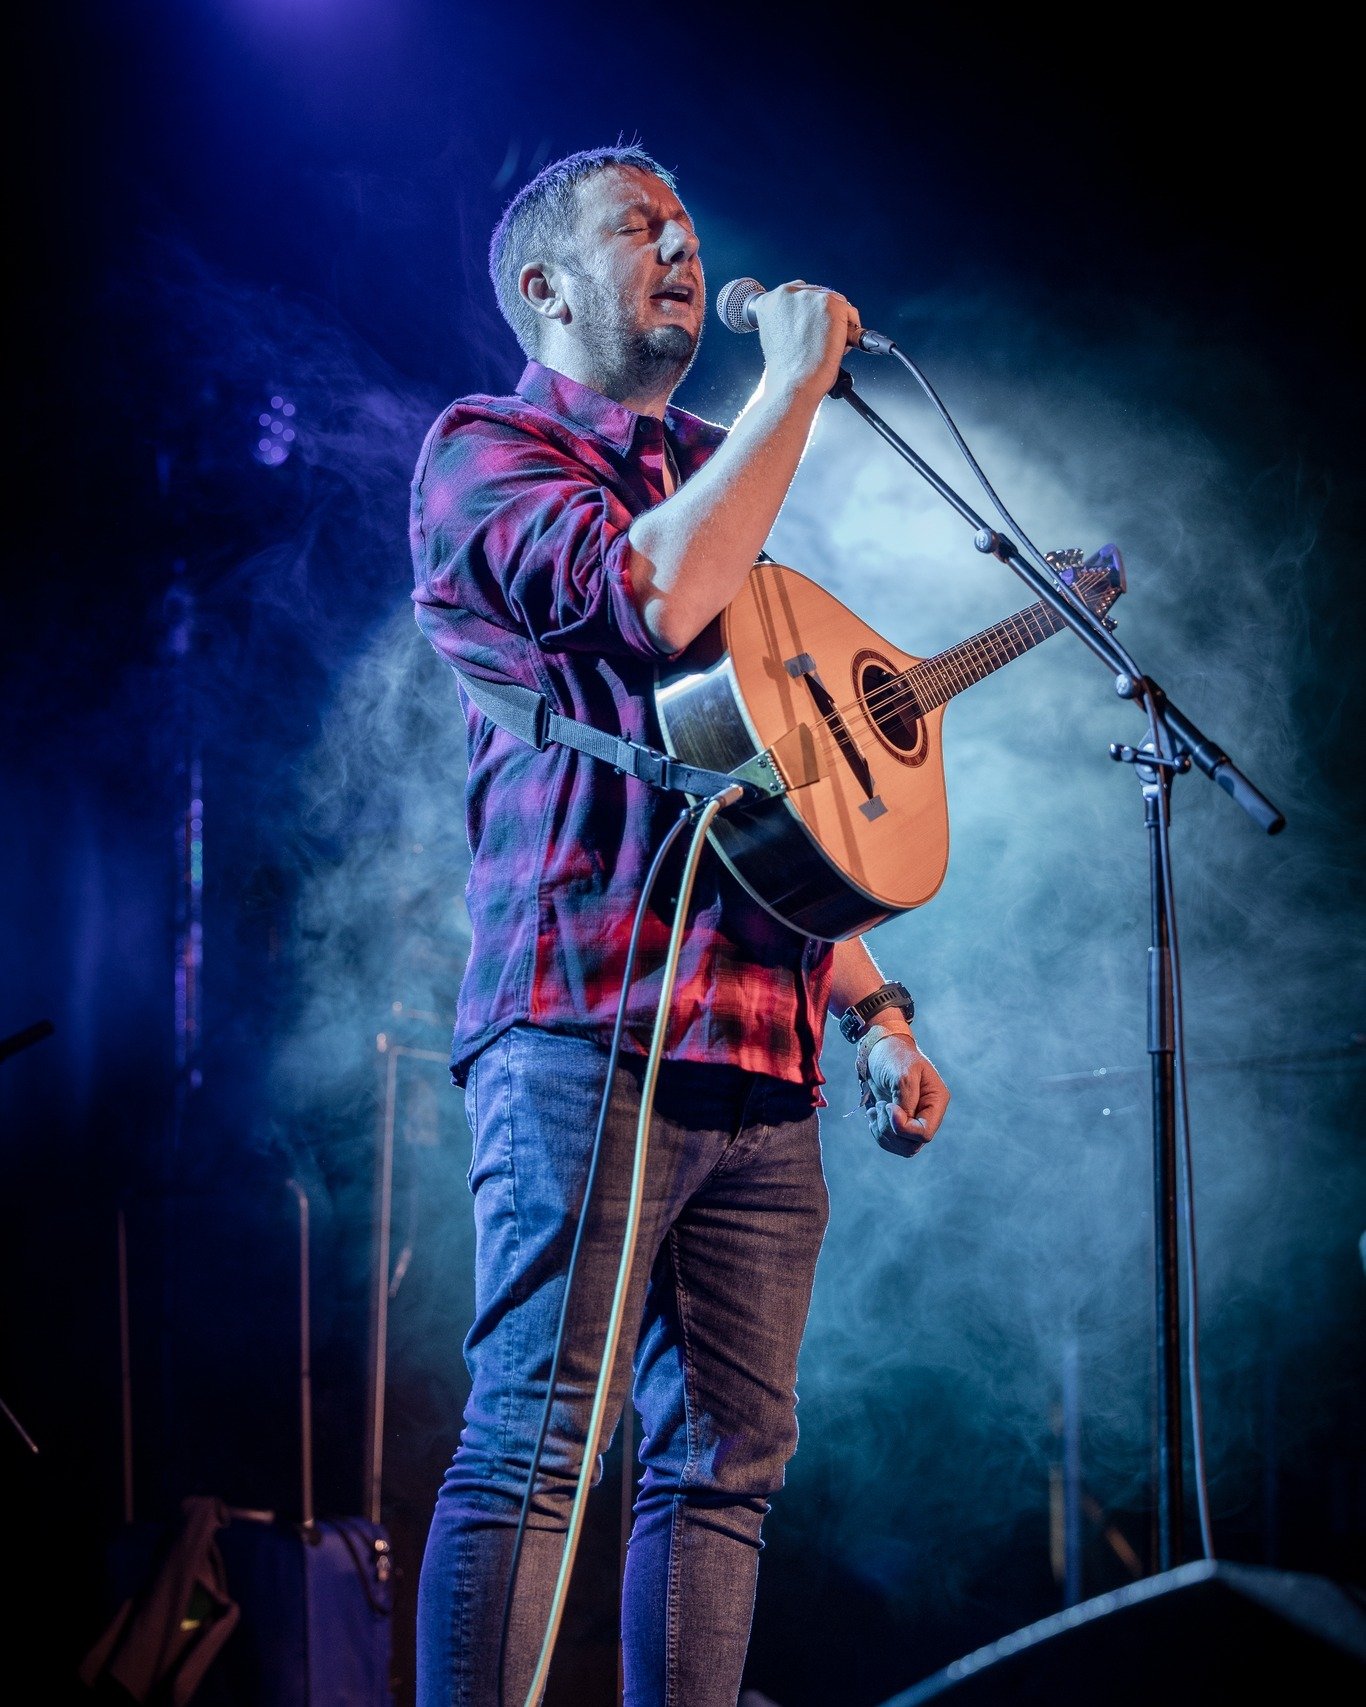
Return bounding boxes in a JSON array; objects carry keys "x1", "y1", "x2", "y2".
[{"x1": 519, "y1": 261, "x2": 570, "y2": 326}]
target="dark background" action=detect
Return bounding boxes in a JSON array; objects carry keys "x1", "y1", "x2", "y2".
[{"x1": 6, "y1": 4, "x2": 1364, "y2": 1704}]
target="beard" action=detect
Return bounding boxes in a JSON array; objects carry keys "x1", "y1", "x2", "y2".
[
  {"x1": 569, "y1": 272, "x2": 703, "y2": 400},
  {"x1": 620, "y1": 322, "x2": 698, "y2": 395}
]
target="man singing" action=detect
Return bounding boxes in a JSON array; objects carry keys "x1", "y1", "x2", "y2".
[{"x1": 409, "y1": 144, "x2": 950, "y2": 1706}]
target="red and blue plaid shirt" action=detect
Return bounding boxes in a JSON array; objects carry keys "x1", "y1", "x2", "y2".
[{"x1": 410, "y1": 361, "x2": 833, "y2": 1095}]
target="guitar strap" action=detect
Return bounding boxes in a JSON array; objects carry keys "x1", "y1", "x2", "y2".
[
  {"x1": 447, "y1": 667, "x2": 750, "y2": 802},
  {"x1": 446, "y1": 552, "x2": 784, "y2": 802}
]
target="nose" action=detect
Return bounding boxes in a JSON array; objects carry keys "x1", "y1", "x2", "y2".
[{"x1": 660, "y1": 220, "x2": 699, "y2": 267}]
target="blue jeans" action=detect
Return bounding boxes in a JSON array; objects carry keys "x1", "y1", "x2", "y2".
[{"x1": 415, "y1": 1025, "x2": 829, "y2": 1707}]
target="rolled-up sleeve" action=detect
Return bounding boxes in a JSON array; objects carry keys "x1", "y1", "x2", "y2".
[{"x1": 412, "y1": 414, "x2": 670, "y2": 666}]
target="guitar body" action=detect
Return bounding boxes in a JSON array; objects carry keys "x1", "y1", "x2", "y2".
[
  {"x1": 656, "y1": 548, "x2": 1124, "y2": 942},
  {"x1": 656, "y1": 561, "x2": 951, "y2": 942}
]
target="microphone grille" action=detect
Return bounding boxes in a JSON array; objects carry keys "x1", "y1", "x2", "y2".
[{"x1": 717, "y1": 277, "x2": 764, "y2": 334}]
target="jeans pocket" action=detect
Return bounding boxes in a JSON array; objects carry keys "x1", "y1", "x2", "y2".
[{"x1": 463, "y1": 1053, "x2": 481, "y2": 1189}]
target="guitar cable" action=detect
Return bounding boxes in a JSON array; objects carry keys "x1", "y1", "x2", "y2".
[
  {"x1": 495, "y1": 787, "x2": 741, "y2": 1706},
  {"x1": 521, "y1": 787, "x2": 735, "y2": 1706},
  {"x1": 494, "y1": 800, "x2": 688, "y2": 1706}
]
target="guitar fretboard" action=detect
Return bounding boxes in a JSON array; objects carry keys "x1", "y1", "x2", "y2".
[{"x1": 899, "y1": 573, "x2": 1111, "y2": 714}]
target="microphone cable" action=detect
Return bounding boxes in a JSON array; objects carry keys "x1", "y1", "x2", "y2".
[
  {"x1": 872, "y1": 319, "x2": 1215, "y2": 1553},
  {"x1": 717, "y1": 277, "x2": 1138, "y2": 668},
  {"x1": 724, "y1": 274, "x2": 1217, "y2": 1556},
  {"x1": 883, "y1": 343, "x2": 1145, "y2": 671},
  {"x1": 1144, "y1": 704, "x2": 1216, "y2": 1561}
]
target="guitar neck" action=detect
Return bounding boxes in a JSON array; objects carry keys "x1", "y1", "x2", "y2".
[{"x1": 907, "y1": 595, "x2": 1073, "y2": 712}]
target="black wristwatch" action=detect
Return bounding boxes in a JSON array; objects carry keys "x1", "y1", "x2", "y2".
[{"x1": 838, "y1": 981, "x2": 915, "y2": 1043}]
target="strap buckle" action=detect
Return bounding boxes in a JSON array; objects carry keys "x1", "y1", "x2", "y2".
[{"x1": 615, "y1": 741, "x2": 670, "y2": 789}]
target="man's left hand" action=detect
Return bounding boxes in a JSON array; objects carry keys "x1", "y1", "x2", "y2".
[{"x1": 859, "y1": 1032, "x2": 951, "y2": 1157}]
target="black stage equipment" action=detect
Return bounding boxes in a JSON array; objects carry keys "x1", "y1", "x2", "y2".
[{"x1": 873, "y1": 1561, "x2": 1366, "y2": 1705}]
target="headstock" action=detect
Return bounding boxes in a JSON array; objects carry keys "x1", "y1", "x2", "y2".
[{"x1": 1045, "y1": 542, "x2": 1127, "y2": 629}]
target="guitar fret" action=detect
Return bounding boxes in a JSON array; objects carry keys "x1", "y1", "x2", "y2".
[
  {"x1": 870, "y1": 572, "x2": 1107, "y2": 726},
  {"x1": 905, "y1": 586, "x2": 1092, "y2": 711}
]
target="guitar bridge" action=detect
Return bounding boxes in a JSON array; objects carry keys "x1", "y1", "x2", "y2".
[
  {"x1": 726, "y1": 722, "x2": 824, "y2": 799},
  {"x1": 786, "y1": 655, "x2": 877, "y2": 800}
]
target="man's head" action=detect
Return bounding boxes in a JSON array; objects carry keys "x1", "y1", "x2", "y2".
[{"x1": 488, "y1": 145, "x2": 704, "y2": 410}]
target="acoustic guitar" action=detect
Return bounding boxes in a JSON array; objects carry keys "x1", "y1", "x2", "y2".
[{"x1": 654, "y1": 546, "x2": 1125, "y2": 941}]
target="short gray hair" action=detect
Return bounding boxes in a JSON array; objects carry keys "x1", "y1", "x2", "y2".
[{"x1": 488, "y1": 145, "x2": 677, "y2": 358}]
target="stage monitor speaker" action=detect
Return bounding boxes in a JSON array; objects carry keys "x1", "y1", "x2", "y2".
[{"x1": 876, "y1": 1561, "x2": 1366, "y2": 1706}]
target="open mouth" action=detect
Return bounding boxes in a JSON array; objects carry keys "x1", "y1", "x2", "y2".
[{"x1": 652, "y1": 285, "x2": 695, "y2": 305}]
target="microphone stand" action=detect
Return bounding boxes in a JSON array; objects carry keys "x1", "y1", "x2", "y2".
[{"x1": 826, "y1": 366, "x2": 1286, "y2": 1571}]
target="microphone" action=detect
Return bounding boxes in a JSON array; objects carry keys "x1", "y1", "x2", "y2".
[{"x1": 716, "y1": 277, "x2": 895, "y2": 355}]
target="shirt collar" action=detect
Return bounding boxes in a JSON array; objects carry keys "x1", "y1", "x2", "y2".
[{"x1": 516, "y1": 361, "x2": 725, "y2": 457}]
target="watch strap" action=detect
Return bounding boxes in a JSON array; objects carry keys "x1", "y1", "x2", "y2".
[{"x1": 838, "y1": 981, "x2": 915, "y2": 1044}]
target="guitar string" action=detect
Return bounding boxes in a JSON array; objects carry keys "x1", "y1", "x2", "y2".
[
  {"x1": 791, "y1": 632, "x2": 1044, "y2": 774},
  {"x1": 776, "y1": 576, "x2": 1114, "y2": 772},
  {"x1": 826, "y1": 590, "x2": 1081, "y2": 727},
  {"x1": 779, "y1": 553, "x2": 1099, "y2": 729},
  {"x1": 796, "y1": 631, "x2": 1034, "y2": 768},
  {"x1": 819, "y1": 581, "x2": 1101, "y2": 732}
]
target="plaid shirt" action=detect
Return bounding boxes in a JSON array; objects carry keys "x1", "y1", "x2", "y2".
[{"x1": 410, "y1": 361, "x2": 833, "y2": 1095}]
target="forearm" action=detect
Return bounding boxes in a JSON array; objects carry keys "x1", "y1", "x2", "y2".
[
  {"x1": 832, "y1": 936, "x2": 949, "y2": 1151},
  {"x1": 626, "y1": 373, "x2": 826, "y2": 653},
  {"x1": 828, "y1": 937, "x2": 913, "y2": 1036}
]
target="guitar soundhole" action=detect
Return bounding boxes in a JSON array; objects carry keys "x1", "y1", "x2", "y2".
[{"x1": 857, "y1": 656, "x2": 928, "y2": 765}]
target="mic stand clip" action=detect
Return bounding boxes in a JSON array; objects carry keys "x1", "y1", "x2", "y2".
[{"x1": 1110, "y1": 743, "x2": 1191, "y2": 775}]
